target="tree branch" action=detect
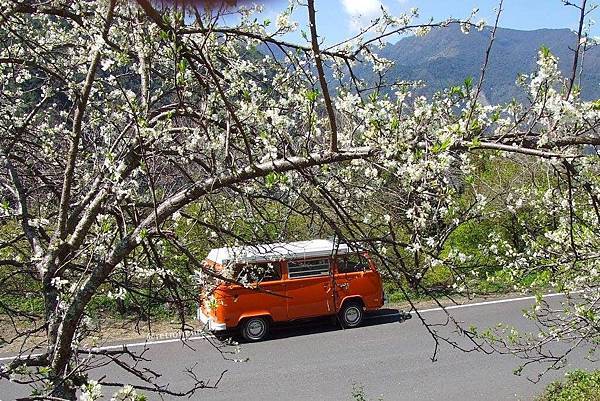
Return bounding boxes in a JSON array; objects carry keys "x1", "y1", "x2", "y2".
[{"x1": 307, "y1": 0, "x2": 338, "y2": 152}]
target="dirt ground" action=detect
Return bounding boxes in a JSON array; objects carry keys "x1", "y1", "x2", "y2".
[{"x1": 0, "y1": 316, "x2": 204, "y2": 356}]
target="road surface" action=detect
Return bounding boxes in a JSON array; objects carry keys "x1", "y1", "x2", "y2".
[{"x1": 1, "y1": 295, "x2": 595, "y2": 400}]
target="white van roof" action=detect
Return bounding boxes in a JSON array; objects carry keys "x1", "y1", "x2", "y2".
[{"x1": 206, "y1": 239, "x2": 353, "y2": 265}]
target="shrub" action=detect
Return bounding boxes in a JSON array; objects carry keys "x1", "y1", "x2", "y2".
[
  {"x1": 537, "y1": 370, "x2": 600, "y2": 401},
  {"x1": 350, "y1": 384, "x2": 384, "y2": 401},
  {"x1": 422, "y1": 264, "x2": 454, "y2": 289}
]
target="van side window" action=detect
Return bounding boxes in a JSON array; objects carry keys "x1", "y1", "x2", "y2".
[
  {"x1": 288, "y1": 259, "x2": 330, "y2": 279},
  {"x1": 338, "y1": 254, "x2": 369, "y2": 273},
  {"x1": 234, "y1": 262, "x2": 281, "y2": 284}
]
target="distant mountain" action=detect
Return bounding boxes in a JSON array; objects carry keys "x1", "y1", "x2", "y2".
[{"x1": 361, "y1": 25, "x2": 600, "y2": 104}]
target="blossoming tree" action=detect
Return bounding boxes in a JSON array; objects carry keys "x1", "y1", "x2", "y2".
[{"x1": 0, "y1": 0, "x2": 598, "y2": 399}]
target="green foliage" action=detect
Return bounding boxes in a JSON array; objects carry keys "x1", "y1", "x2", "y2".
[
  {"x1": 351, "y1": 384, "x2": 384, "y2": 401},
  {"x1": 539, "y1": 45, "x2": 551, "y2": 58},
  {"x1": 476, "y1": 270, "x2": 512, "y2": 294},
  {"x1": 422, "y1": 265, "x2": 453, "y2": 289},
  {"x1": 351, "y1": 384, "x2": 368, "y2": 401},
  {"x1": 0, "y1": 293, "x2": 44, "y2": 315},
  {"x1": 304, "y1": 89, "x2": 319, "y2": 102},
  {"x1": 384, "y1": 282, "x2": 443, "y2": 304},
  {"x1": 445, "y1": 219, "x2": 500, "y2": 264},
  {"x1": 0, "y1": 220, "x2": 43, "y2": 314},
  {"x1": 464, "y1": 76, "x2": 473, "y2": 91},
  {"x1": 431, "y1": 137, "x2": 453, "y2": 154},
  {"x1": 537, "y1": 370, "x2": 600, "y2": 401},
  {"x1": 264, "y1": 172, "x2": 288, "y2": 188}
]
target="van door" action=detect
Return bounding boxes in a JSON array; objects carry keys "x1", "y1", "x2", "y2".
[
  {"x1": 230, "y1": 262, "x2": 287, "y2": 323},
  {"x1": 334, "y1": 253, "x2": 380, "y2": 310},
  {"x1": 285, "y1": 258, "x2": 334, "y2": 319}
]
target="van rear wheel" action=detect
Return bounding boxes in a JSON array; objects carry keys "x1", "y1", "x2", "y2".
[
  {"x1": 339, "y1": 301, "x2": 364, "y2": 328},
  {"x1": 241, "y1": 317, "x2": 269, "y2": 341}
]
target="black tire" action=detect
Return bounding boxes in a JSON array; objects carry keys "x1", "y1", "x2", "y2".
[
  {"x1": 214, "y1": 332, "x2": 231, "y2": 342},
  {"x1": 241, "y1": 316, "x2": 270, "y2": 341},
  {"x1": 338, "y1": 301, "x2": 364, "y2": 328}
]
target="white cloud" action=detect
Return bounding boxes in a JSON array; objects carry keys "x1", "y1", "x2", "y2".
[
  {"x1": 341, "y1": 0, "x2": 384, "y2": 31},
  {"x1": 341, "y1": 0, "x2": 382, "y2": 18}
]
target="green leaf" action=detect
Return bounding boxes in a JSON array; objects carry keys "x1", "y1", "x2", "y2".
[
  {"x1": 470, "y1": 119, "x2": 482, "y2": 134},
  {"x1": 450, "y1": 86, "x2": 463, "y2": 96},
  {"x1": 305, "y1": 89, "x2": 319, "y2": 102},
  {"x1": 38, "y1": 366, "x2": 52, "y2": 377},
  {"x1": 265, "y1": 172, "x2": 278, "y2": 188},
  {"x1": 464, "y1": 76, "x2": 473, "y2": 90},
  {"x1": 433, "y1": 137, "x2": 452, "y2": 153},
  {"x1": 469, "y1": 136, "x2": 482, "y2": 149},
  {"x1": 491, "y1": 110, "x2": 500, "y2": 122},
  {"x1": 177, "y1": 59, "x2": 188, "y2": 74},
  {"x1": 101, "y1": 219, "x2": 112, "y2": 233},
  {"x1": 592, "y1": 99, "x2": 600, "y2": 110},
  {"x1": 174, "y1": 11, "x2": 183, "y2": 24}
]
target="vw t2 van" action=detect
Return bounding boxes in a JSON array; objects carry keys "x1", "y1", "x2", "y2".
[{"x1": 198, "y1": 239, "x2": 385, "y2": 341}]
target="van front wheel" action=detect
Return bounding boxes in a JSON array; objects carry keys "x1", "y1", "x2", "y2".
[
  {"x1": 241, "y1": 317, "x2": 269, "y2": 341},
  {"x1": 339, "y1": 301, "x2": 364, "y2": 328}
]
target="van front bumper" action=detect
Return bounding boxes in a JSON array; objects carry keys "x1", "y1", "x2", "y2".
[{"x1": 198, "y1": 307, "x2": 227, "y2": 332}]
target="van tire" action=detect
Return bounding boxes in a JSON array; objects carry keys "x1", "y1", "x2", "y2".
[
  {"x1": 241, "y1": 317, "x2": 270, "y2": 341},
  {"x1": 214, "y1": 332, "x2": 231, "y2": 342},
  {"x1": 338, "y1": 301, "x2": 364, "y2": 328}
]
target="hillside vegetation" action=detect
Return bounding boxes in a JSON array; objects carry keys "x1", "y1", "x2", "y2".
[{"x1": 366, "y1": 25, "x2": 600, "y2": 103}]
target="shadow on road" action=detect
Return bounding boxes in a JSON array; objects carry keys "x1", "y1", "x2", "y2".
[
  {"x1": 363, "y1": 308, "x2": 413, "y2": 326},
  {"x1": 233, "y1": 308, "x2": 412, "y2": 343}
]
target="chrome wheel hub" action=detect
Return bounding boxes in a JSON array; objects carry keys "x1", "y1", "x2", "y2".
[
  {"x1": 248, "y1": 320, "x2": 265, "y2": 336},
  {"x1": 345, "y1": 307, "x2": 360, "y2": 323}
]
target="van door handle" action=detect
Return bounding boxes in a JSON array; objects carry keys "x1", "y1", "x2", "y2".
[{"x1": 337, "y1": 283, "x2": 349, "y2": 289}]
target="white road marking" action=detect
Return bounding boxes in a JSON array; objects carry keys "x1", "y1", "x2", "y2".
[
  {"x1": 409, "y1": 290, "x2": 583, "y2": 315},
  {"x1": 0, "y1": 290, "x2": 584, "y2": 362},
  {"x1": 0, "y1": 334, "x2": 215, "y2": 362},
  {"x1": 365, "y1": 290, "x2": 584, "y2": 320}
]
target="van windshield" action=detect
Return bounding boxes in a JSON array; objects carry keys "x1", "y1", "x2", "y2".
[{"x1": 338, "y1": 253, "x2": 369, "y2": 273}]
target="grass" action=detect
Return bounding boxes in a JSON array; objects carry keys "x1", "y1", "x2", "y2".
[{"x1": 382, "y1": 263, "x2": 556, "y2": 307}]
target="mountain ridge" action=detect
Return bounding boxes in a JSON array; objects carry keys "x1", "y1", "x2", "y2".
[{"x1": 371, "y1": 25, "x2": 600, "y2": 103}]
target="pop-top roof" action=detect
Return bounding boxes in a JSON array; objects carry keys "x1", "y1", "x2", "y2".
[{"x1": 206, "y1": 239, "x2": 353, "y2": 265}]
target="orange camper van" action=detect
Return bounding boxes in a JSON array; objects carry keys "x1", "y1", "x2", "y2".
[{"x1": 198, "y1": 239, "x2": 385, "y2": 341}]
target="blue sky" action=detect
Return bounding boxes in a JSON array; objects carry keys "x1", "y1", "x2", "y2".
[{"x1": 258, "y1": 0, "x2": 599, "y2": 44}]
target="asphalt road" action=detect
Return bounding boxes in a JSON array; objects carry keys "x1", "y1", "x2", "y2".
[{"x1": 1, "y1": 295, "x2": 596, "y2": 401}]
